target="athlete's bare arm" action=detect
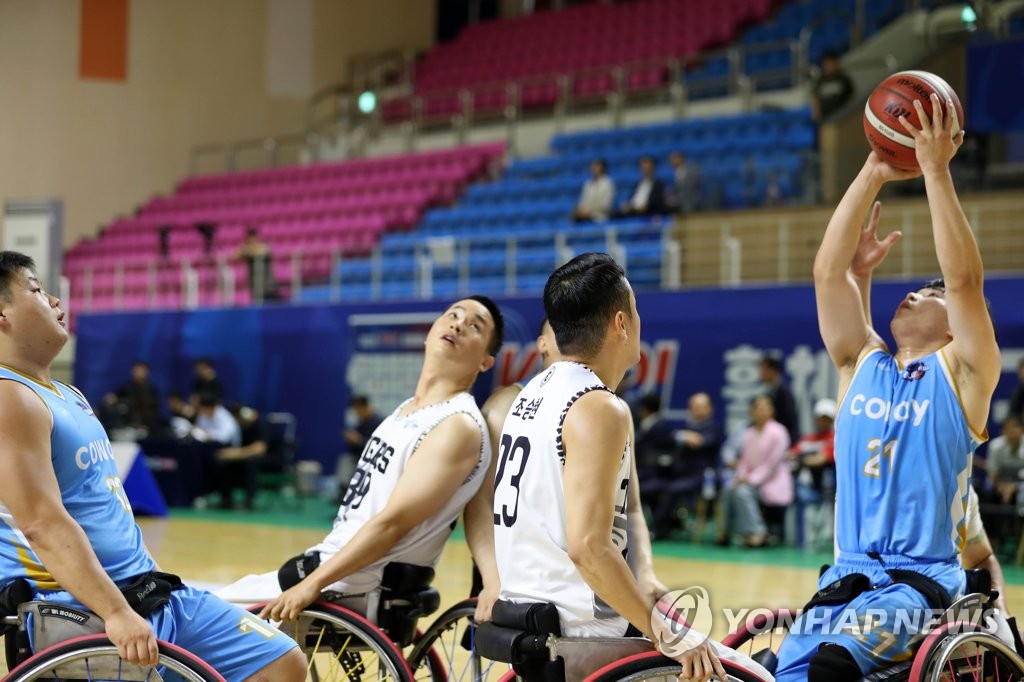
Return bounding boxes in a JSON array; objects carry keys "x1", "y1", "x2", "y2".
[
  {"x1": 0, "y1": 381, "x2": 158, "y2": 666},
  {"x1": 901, "y1": 95, "x2": 1001, "y2": 430},
  {"x1": 464, "y1": 384, "x2": 521, "y2": 622},
  {"x1": 624, "y1": 418, "x2": 667, "y2": 603},
  {"x1": 563, "y1": 391, "x2": 725, "y2": 682},
  {"x1": 814, "y1": 155, "x2": 917, "y2": 395},
  {"x1": 262, "y1": 413, "x2": 484, "y2": 621}
]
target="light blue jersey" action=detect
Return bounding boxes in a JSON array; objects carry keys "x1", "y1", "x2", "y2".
[
  {"x1": 0, "y1": 366, "x2": 155, "y2": 592},
  {"x1": 834, "y1": 346, "x2": 984, "y2": 563}
]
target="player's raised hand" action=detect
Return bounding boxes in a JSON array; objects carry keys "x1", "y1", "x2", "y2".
[
  {"x1": 105, "y1": 607, "x2": 159, "y2": 667},
  {"x1": 850, "y1": 201, "x2": 901, "y2": 279},
  {"x1": 899, "y1": 93, "x2": 964, "y2": 175}
]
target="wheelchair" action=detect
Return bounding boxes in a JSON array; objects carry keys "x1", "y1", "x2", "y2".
[
  {"x1": 0, "y1": 601, "x2": 223, "y2": 681},
  {"x1": 471, "y1": 600, "x2": 773, "y2": 682},
  {"x1": 718, "y1": 568, "x2": 1024, "y2": 682}
]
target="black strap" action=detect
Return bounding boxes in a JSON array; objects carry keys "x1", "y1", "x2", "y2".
[
  {"x1": 803, "y1": 572, "x2": 871, "y2": 610},
  {"x1": 119, "y1": 571, "x2": 184, "y2": 617},
  {"x1": 885, "y1": 569, "x2": 952, "y2": 612}
]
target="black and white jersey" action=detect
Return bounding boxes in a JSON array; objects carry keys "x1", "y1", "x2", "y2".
[{"x1": 495, "y1": 361, "x2": 631, "y2": 636}]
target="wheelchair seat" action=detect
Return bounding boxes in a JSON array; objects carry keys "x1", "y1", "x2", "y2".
[{"x1": 374, "y1": 562, "x2": 441, "y2": 647}]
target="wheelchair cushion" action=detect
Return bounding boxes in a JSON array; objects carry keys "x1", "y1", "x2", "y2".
[
  {"x1": 492, "y1": 599, "x2": 562, "y2": 636},
  {"x1": 475, "y1": 621, "x2": 551, "y2": 665},
  {"x1": 381, "y1": 562, "x2": 435, "y2": 593}
]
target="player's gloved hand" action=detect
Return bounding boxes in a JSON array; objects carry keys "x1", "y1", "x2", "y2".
[{"x1": 105, "y1": 606, "x2": 159, "y2": 667}]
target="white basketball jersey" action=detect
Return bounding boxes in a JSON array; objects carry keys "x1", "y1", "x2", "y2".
[
  {"x1": 313, "y1": 392, "x2": 490, "y2": 593},
  {"x1": 495, "y1": 361, "x2": 631, "y2": 636}
]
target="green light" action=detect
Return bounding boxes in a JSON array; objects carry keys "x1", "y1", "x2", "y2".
[
  {"x1": 358, "y1": 91, "x2": 377, "y2": 114},
  {"x1": 961, "y1": 4, "x2": 977, "y2": 24}
]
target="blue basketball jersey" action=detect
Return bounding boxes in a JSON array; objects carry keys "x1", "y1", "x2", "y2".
[
  {"x1": 0, "y1": 366, "x2": 155, "y2": 592},
  {"x1": 833, "y1": 347, "x2": 985, "y2": 563}
]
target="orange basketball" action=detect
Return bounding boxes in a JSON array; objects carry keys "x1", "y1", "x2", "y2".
[{"x1": 863, "y1": 70, "x2": 964, "y2": 171}]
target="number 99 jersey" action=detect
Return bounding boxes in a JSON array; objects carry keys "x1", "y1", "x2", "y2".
[{"x1": 495, "y1": 361, "x2": 630, "y2": 637}]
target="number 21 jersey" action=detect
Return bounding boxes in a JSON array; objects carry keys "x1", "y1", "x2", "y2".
[{"x1": 495, "y1": 361, "x2": 630, "y2": 636}]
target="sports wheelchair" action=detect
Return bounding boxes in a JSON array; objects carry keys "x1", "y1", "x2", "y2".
[{"x1": 713, "y1": 568, "x2": 1024, "y2": 682}]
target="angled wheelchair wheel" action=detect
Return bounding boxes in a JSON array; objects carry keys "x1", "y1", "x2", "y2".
[
  {"x1": 4, "y1": 633, "x2": 224, "y2": 681},
  {"x1": 909, "y1": 622, "x2": 1024, "y2": 682},
  {"x1": 406, "y1": 598, "x2": 509, "y2": 682},
  {"x1": 720, "y1": 608, "x2": 799, "y2": 659},
  {"x1": 248, "y1": 600, "x2": 414, "y2": 682},
  {"x1": 584, "y1": 650, "x2": 769, "y2": 682}
]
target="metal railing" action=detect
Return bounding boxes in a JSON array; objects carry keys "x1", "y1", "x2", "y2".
[{"x1": 66, "y1": 189, "x2": 1024, "y2": 315}]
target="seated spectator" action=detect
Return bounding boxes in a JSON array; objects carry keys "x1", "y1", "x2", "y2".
[
  {"x1": 190, "y1": 358, "x2": 224, "y2": 412},
  {"x1": 571, "y1": 158, "x2": 615, "y2": 223},
  {"x1": 790, "y1": 398, "x2": 837, "y2": 547},
  {"x1": 615, "y1": 156, "x2": 668, "y2": 217},
  {"x1": 718, "y1": 395, "x2": 792, "y2": 547},
  {"x1": 987, "y1": 414, "x2": 1024, "y2": 505},
  {"x1": 213, "y1": 404, "x2": 269, "y2": 510},
  {"x1": 193, "y1": 392, "x2": 241, "y2": 447},
  {"x1": 668, "y1": 151, "x2": 700, "y2": 215},
  {"x1": 334, "y1": 394, "x2": 384, "y2": 502},
  {"x1": 634, "y1": 394, "x2": 677, "y2": 535},
  {"x1": 116, "y1": 360, "x2": 162, "y2": 435},
  {"x1": 645, "y1": 392, "x2": 724, "y2": 538},
  {"x1": 234, "y1": 227, "x2": 277, "y2": 302},
  {"x1": 811, "y1": 51, "x2": 854, "y2": 122}
]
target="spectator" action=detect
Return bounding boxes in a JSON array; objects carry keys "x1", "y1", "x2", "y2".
[
  {"x1": 192, "y1": 392, "x2": 241, "y2": 447},
  {"x1": 116, "y1": 360, "x2": 162, "y2": 434},
  {"x1": 164, "y1": 390, "x2": 194, "y2": 439},
  {"x1": 190, "y1": 358, "x2": 224, "y2": 410},
  {"x1": 718, "y1": 395, "x2": 792, "y2": 547},
  {"x1": 334, "y1": 395, "x2": 384, "y2": 501},
  {"x1": 571, "y1": 158, "x2": 615, "y2": 223},
  {"x1": 213, "y1": 404, "x2": 269, "y2": 510},
  {"x1": 615, "y1": 156, "x2": 668, "y2": 217},
  {"x1": 668, "y1": 151, "x2": 700, "y2": 214},
  {"x1": 760, "y1": 351, "x2": 800, "y2": 444},
  {"x1": 987, "y1": 415, "x2": 1024, "y2": 505},
  {"x1": 790, "y1": 398, "x2": 837, "y2": 547},
  {"x1": 234, "y1": 227, "x2": 277, "y2": 303},
  {"x1": 1008, "y1": 358, "x2": 1024, "y2": 421},
  {"x1": 811, "y1": 51, "x2": 854, "y2": 122},
  {"x1": 634, "y1": 393, "x2": 676, "y2": 477},
  {"x1": 644, "y1": 392, "x2": 724, "y2": 538}
]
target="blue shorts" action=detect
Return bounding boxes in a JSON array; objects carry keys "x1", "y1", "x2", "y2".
[
  {"x1": 33, "y1": 585, "x2": 298, "y2": 680},
  {"x1": 774, "y1": 554, "x2": 964, "y2": 682}
]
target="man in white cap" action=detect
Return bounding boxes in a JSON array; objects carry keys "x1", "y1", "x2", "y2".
[{"x1": 790, "y1": 398, "x2": 837, "y2": 547}]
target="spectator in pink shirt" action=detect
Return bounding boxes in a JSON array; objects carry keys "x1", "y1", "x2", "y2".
[{"x1": 717, "y1": 395, "x2": 792, "y2": 547}]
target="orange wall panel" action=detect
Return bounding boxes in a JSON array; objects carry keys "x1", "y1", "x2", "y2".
[{"x1": 79, "y1": 0, "x2": 129, "y2": 81}]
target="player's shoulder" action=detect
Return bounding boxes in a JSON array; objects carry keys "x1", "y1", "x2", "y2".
[
  {"x1": 0, "y1": 378, "x2": 53, "y2": 429},
  {"x1": 565, "y1": 388, "x2": 628, "y2": 425}
]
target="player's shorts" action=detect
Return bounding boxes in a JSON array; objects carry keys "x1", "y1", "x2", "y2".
[
  {"x1": 33, "y1": 584, "x2": 299, "y2": 680},
  {"x1": 774, "y1": 553, "x2": 964, "y2": 682}
]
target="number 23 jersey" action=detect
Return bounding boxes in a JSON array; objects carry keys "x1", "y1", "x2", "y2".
[
  {"x1": 495, "y1": 361, "x2": 630, "y2": 634},
  {"x1": 312, "y1": 392, "x2": 489, "y2": 593}
]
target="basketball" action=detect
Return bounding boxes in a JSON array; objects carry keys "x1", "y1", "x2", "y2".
[{"x1": 863, "y1": 70, "x2": 964, "y2": 171}]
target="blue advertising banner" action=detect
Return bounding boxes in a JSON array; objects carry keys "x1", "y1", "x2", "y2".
[{"x1": 74, "y1": 276, "x2": 1024, "y2": 470}]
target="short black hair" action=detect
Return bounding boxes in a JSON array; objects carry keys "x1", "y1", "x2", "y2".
[
  {"x1": 639, "y1": 393, "x2": 661, "y2": 414},
  {"x1": 350, "y1": 395, "x2": 370, "y2": 408},
  {"x1": 592, "y1": 158, "x2": 608, "y2": 173},
  {"x1": 168, "y1": 391, "x2": 184, "y2": 401},
  {"x1": 822, "y1": 51, "x2": 839, "y2": 62},
  {"x1": 467, "y1": 295, "x2": 504, "y2": 356},
  {"x1": 0, "y1": 251, "x2": 36, "y2": 302},
  {"x1": 537, "y1": 316, "x2": 550, "y2": 337},
  {"x1": 639, "y1": 155, "x2": 655, "y2": 166},
  {"x1": 760, "y1": 351, "x2": 783, "y2": 373},
  {"x1": 544, "y1": 252, "x2": 632, "y2": 358}
]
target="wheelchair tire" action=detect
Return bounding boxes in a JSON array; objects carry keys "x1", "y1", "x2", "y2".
[
  {"x1": 584, "y1": 650, "x2": 769, "y2": 682},
  {"x1": 4, "y1": 633, "x2": 224, "y2": 681},
  {"x1": 407, "y1": 598, "x2": 508, "y2": 682},
  {"x1": 909, "y1": 622, "x2": 1024, "y2": 682},
  {"x1": 248, "y1": 600, "x2": 414, "y2": 682}
]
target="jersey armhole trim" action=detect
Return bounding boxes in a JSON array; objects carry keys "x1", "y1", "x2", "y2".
[
  {"x1": 555, "y1": 385, "x2": 613, "y2": 465},
  {"x1": 936, "y1": 348, "x2": 988, "y2": 444},
  {"x1": 835, "y1": 346, "x2": 887, "y2": 417},
  {"x1": 410, "y1": 409, "x2": 487, "y2": 467}
]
